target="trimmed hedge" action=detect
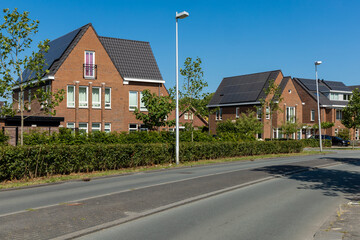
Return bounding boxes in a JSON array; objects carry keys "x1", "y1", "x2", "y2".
[
  {"x1": 300, "y1": 139, "x2": 332, "y2": 148},
  {"x1": 0, "y1": 140, "x2": 303, "y2": 181}
]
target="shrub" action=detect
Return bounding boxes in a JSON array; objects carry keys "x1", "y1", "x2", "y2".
[
  {"x1": 0, "y1": 140, "x2": 303, "y2": 181},
  {"x1": 300, "y1": 139, "x2": 332, "y2": 147},
  {"x1": 0, "y1": 131, "x2": 9, "y2": 145}
]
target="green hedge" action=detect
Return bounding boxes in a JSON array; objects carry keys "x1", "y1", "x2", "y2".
[
  {"x1": 300, "y1": 139, "x2": 332, "y2": 148},
  {"x1": 0, "y1": 140, "x2": 303, "y2": 181}
]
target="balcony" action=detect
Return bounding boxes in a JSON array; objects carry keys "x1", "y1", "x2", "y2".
[{"x1": 83, "y1": 64, "x2": 97, "y2": 79}]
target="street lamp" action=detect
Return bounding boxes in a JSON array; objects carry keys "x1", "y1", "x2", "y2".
[
  {"x1": 175, "y1": 11, "x2": 189, "y2": 165},
  {"x1": 315, "y1": 61, "x2": 322, "y2": 152}
]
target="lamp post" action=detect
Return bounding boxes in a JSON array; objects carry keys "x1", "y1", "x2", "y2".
[
  {"x1": 315, "y1": 61, "x2": 322, "y2": 152},
  {"x1": 175, "y1": 11, "x2": 189, "y2": 165}
]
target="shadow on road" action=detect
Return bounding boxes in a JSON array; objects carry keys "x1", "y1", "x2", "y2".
[
  {"x1": 320, "y1": 157, "x2": 360, "y2": 167},
  {"x1": 252, "y1": 164, "x2": 360, "y2": 199}
]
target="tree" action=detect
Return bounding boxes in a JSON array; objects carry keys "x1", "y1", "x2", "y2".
[
  {"x1": 313, "y1": 121, "x2": 335, "y2": 132},
  {"x1": 260, "y1": 80, "x2": 283, "y2": 140},
  {"x1": 342, "y1": 88, "x2": 360, "y2": 149},
  {"x1": 134, "y1": 89, "x2": 175, "y2": 131},
  {"x1": 217, "y1": 111, "x2": 263, "y2": 141},
  {"x1": 0, "y1": 8, "x2": 64, "y2": 145},
  {"x1": 280, "y1": 121, "x2": 299, "y2": 140},
  {"x1": 179, "y1": 57, "x2": 208, "y2": 141}
]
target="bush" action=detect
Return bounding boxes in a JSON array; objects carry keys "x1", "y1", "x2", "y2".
[
  {"x1": 300, "y1": 139, "x2": 332, "y2": 147},
  {"x1": 337, "y1": 128, "x2": 350, "y2": 140},
  {"x1": 0, "y1": 140, "x2": 303, "y2": 181},
  {"x1": 0, "y1": 131, "x2": 9, "y2": 145}
]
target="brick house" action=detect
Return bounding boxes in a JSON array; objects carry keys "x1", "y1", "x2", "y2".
[
  {"x1": 12, "y1": 23, "x2": 173, "y2": 133},
  {"x1": 207, "y1": 70, "x2": 304, "y2": 139},
  {"x1": 178, "y1": 107, "x2": 208, "y2": 131},
  {"x1": 293, "y1": 78, "x2": 353, "y2": 138}
]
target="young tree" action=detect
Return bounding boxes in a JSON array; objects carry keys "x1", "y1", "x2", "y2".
[
  {"x1": 134, "y1": 89, "x2": 175, "y2": 131},
  {"x1": 313, "y1": 121, "x2": 335, "y2": 133},
  {"x1": 0, "y1": 8, "x2": 64, "y2": 145},
  {"x1": 342, "y1": 88, "x2": 360, "y2": 149},
  {"x1": 280, "y1": 121, "x2": 299, "y2": 140},
  {"x1": 179, "y1": 57, "x2": 208, "y2": 141},
  {"x1": 217, "y1": 111, "x2": 263, "y2": 141},
  {"x1": 260, "y1": 80, "x2": 283, "y2": 140}
]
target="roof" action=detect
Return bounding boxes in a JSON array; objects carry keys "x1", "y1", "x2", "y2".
[
  {"x1": 99, "y1": 37, "x2": 163, "y2": 80},
  {"x1": 208, "y1": 70, "x2": 281, "y2": 107},
  {"x1": 348, "y1": 85, "x2": 360, "y2": 91},
  {"x1": 293, "y1": 78, "x2": 350, "y2": 107},
  {"x1": 20, "y1": 23, "x2": 163, "y2": 82},
  {"x1": 21, "y1": 24, "x2": 90, "y2": 82}
]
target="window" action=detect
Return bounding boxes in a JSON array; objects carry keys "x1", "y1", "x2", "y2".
[
  {"x1": 343, "y1": 94, "x2": 351, "y2": 101},
  {"x1": 286, "y1": 107, "x2": 296, "y2": 122},
  {"x1": 104, "y1": 123, "x2": 111, "y2": 133},
  {"x1": 266, "y1": 107, "x2": 270, "y2": 119},
  {"x1": 28, "y1": 89, "x2": 31, "y2": 110},
  {"x1": 297, "y1": 129, "x2": 302, "y2": 140},
  {"x1": 67, "y1": 86, "x2": 75, "y2": 108},
  {"x1": 216, "y1": 108, "x2": 222, "y2": 120},
  {"x1": 330, "y1": 93, "x2": 340, "y2": 100},
  {"x1": 257, "y1": 107, "x2": 262, "y2": 120},
  {"x1": 184, "y1": 112, "x2": 193, "y2": 120},
  {"x1": 129, "y1": 123, "x2": 138, "y2": 132},
  {"x1": 79, "y1": 86, "x2": 88, "y2": 108},
  {"x1": 139, "y1": 124, "x2": 148, "y2": 131},
  {"x1": 79, "y1": 123, "x2": 88, "y2": 133},
  {"x1": 84, "y1": 51, "x2": 95, "y2": 78},
  {"x1": 356, "y1": 128, "x2": 359, "y2": 140},
  {"x1": 105, "y1": 88, "x2": 111, "y2": 109},
  {"x1": 311, "y1": 110, "x2": 315, "y2": 121},
  {"x1": 92, "y1": 123, "x2": 101, "y2": 132},
  {"x1": 336, "y1": 110, "x2": 342, "y2": 120},
  {"x1": 140, "y1": 92, "x2": 147, "y2": 111},
  {"x1": 129, "y1": 91, "x2": 138, "y2": 111},
  {"x1": 335, "y1": 128, "x2": 338, "y2": 136},
  {"x1": 92, "y1": 87, "x2": 101, "y2": 108},
  {"x1": 46, "y1": 85, "x2": 51, "y2": 93},
  {"x1": 236, "y1": 107, "x2": 240, "y2": 118},
  {"x1": 67, "y1": 122, "x2": 75, "y2": 132}
]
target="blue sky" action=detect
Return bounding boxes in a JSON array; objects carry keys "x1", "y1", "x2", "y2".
[{"x1": 2, "y1": 0, "x2": 360, "y2": 93}]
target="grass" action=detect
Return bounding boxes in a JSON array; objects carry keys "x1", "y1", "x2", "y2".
[{"x1": 0, "y1": 150, "x2": 329, "y2": 190}]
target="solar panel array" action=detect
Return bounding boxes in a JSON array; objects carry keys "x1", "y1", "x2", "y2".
[{"x1": 323, "y1": 80, "x2": 350, "y2": 91}]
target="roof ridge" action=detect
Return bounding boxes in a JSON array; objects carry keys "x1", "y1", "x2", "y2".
[
  {"x1": 99, "y1": 36, "x2": 149, "y2": 44},
  {"x1": 224, "y1": 70, "x2": 281, "y2": 79}
]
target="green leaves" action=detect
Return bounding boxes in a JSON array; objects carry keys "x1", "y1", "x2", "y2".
[{"x1": 133, "y1": 89, "x2": 175, "y2": 130}]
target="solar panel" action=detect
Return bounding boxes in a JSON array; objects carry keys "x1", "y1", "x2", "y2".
[{"x1": 324, "y1": 80, "x2": 350, "y2": 91}]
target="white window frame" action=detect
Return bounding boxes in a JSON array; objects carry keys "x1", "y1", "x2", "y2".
[
  {"x1": 92, "y1": 87, "x2": 101, "y2": 108},
  {"x1": 104, "y1": 123, "x2": 111, "y2": 133},
  {"x1": 105, "y1": 87, "x2": 111, "y2": 109},
  {"x1": 67, "y1": 122, "x2": 75, "y2": 132},
  {"x1": 184, "y1": 112, "x2": 193, "y2": 120},
  {"x1": 236, "y1": 107, "x2": 240, "y2": 118},
  {"x1": 129, "y1": 123, "x2": 138, "y2": 132},
  {"x1": 91, "y1": 122, "x2": 101, "y2": 132},
  {"x1": 140, "y1": 91, "x2": 147, "y2": 111},
  {"x1": 84, "y1": 51, "x2": 95, "y2": 79},
  {"x1": 28, "y1": 89, "x2": 31, "y2": 110},
  {"x1": 356, "y1": 128, "x2": 359, "y2": 140},
  {"x1": 310, "y1": 110, "x2": 315, "y2": 122},
  {"x1": 79, "y1": 86, "x2": 89, "y2": 108},
  {"x1": 286, "y1": 107, "x2": 296, "y2": 123},
  {"x1": 335, "y1": 128, "x2": 338, "y2": 136},
  {"x1": 336, "y1": 109, "x2": 342, "y2": 120},
  {"x1": 79, "y1": 122, "x2": 88, "y2": 133},
  {"x1": 67, "y1": 85, "x2": 75, "y2": 108},
  {"x1": 129, "y1": 91, "x2": 138, "y2": 111},
  {"x1": 265, "y1": 107, "x2": 270, "y2": 119},
  {"x1": 257, "y1": 107, "x2": 262, "y2": 120},
  {"x1": 216, "y1": 108, "x2": 222, "y2": 120}
]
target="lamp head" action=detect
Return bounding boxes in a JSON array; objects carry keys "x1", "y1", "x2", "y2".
[
  {"x1": 315, "y1": 61, "x2": 322, "y2": 65},
  {"x1": 176, "y1": 11, "x2": 189, "y2": 19}
]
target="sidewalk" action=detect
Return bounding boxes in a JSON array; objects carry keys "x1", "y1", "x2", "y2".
[{"x1": 314, "y1": 197, "x2": 360, "y2": 240}]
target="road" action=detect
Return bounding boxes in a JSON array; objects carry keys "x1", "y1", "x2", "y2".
[{"x1": 0, "y1": 150, "x2": 359, "y2": 239}]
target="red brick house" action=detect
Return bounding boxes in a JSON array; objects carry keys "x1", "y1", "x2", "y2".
[
  {"x1": 12, "y1": 23, "x2": 172, "y2": 133},
  {"x1": 178, "y1": 107, "x2": 208, "y2": 130},
  {"x1": 207, "y1": 70, "x2": 304, "y2": 139}
]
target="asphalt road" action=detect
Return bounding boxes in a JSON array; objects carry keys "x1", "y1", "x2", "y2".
[
  {"x1": 0, "y1": 150, "x2": 359, "y2": 239},
  {"x1": 78, "y1": 162, "x2": 360, "y2": 240},
  {"x1": 0, "y1": 152, "x2": 348, "y2": 216}
]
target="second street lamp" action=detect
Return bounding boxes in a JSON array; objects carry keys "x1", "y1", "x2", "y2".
[
  {"x1": 315, "y1": 60, "x2": 323, "y2": 152},
  {"x1": 175, "y1": 11, "x2": 189, "y2": 165}
]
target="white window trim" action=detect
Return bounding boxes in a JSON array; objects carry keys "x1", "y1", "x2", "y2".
[
  {"x1": 79, "y1": 122, "x2": 88, "y2": 133},
  {"x1": 67, "y1": 122, "x2": 75, "y2": 132},
  {"x1": 91, "y1": 122, "x2": 101, "y2": 132},
  {"x1": 286, "y1": 107, "x2": 296, "y2": 123},
  {"x1": 129, "y1": 91, "x2": 138, "y2": 111},
  {"x1": 266, "y1": 107, "x2": 270, "y2": 119},
  {"x1": 105, "y1": 87, "x2": 111, "y2": 109},
  {"x1": 140, "y1": 91, "x2": 147, "y2": 112},
  {"x1": 84, "y1": 51, "x2": 95, "y2": 79},
  {"x1": 236, "y1": 107, "x2": 240, "y2": 118},
  {"x1": 129, "y1": 123, "x2": 138, "y2": 132},
  {"x1": 79, "y1": 86, "x2": 89, "y2": 108},
  {"x1": 104, "y1": 123, "x2": 111, "y2": 133},
  {"x1": 310, "y1": 110, "x2": 315, "y2": 122},
  {"x1": 336, "y1": 110, "x2": 342, "y2": 120},
  {"x1": 92, "y1": 87, "x2": 101, "y2": 109},
  {"x1": 67, "y1": 85, "x2": 75, "y2": 108},
  {"x1": 257, "y1": 107, "x2": 262, "y2": 120}
]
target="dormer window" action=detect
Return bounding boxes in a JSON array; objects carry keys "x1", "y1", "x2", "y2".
[{"x1": 84, "y1": 51, "x2": 96, "y2": 79}]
